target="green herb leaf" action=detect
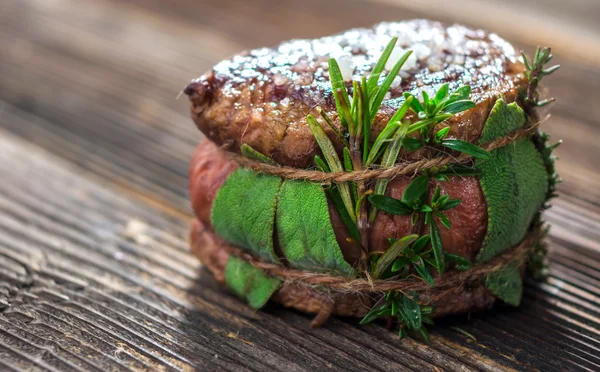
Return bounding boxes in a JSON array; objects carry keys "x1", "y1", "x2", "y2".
[
  {"x1": 437, "y1": 213, "x2": 451, "y2": 229},
  {"x1": 365, "y1": 123, "x2": 400, "y2": 166},
  {"x1": 277, "y1": 180, "x2": 356, "y2": 276},
  {"x1": 443, "y1": 100, "x2": 476, "y2": 114},
  {"x1": 485, "y1": 262, "x2": 523, "y2": 306},
  {"x1": 403, "y1": 92, "x2": 425, "y2": 114},
  {"x1": 441, "y1": 139, "x2": 491, "y2": 159},
  {"x1": 401, "y1": 175, "x2": 430, "y2": 205},
  {"x1": 359, "y1": 303, "x2": 389, "y2": 325},
  {"x1": 366, "y1": 37, "x2": 398, "y2": 96},
  {"x1": 435, "y1": 126, "x2": 450, "y2": 142},
  {"x1": 443, "y1": 165, "x2": 481, "y2": 177},
  {"x1": 413, "y1": 257, "x2": 435, "y2": 286},
  {"x1": 327, "y1": 187, "x2": 361, "y2": 243},
  {"x1": 328, "y1": 58, "x2": 353, "y2": 128},
  {"x1": 372, "y1": 234, "x2": 419, "y2": 279},
  {"x1": 429, "y1": 220, "x2": 445, "y2": 275},
  {"x1": 401, "y1": 294, "x2": 422, "y2": 330},
  {"x1": 401, "y1": 137, "x2": 425, "y2": 152},
  {"x1": 370, "y1": 121, "x2": 410, "y2": 221},
  {"x1": 412, "y1": 235, "x2": 431, "y2": 254},
  {"x1": 211, "y1": 168, "x2": 282, "y2": 263},
  {"x1": 435, "y1": 83, "x2": 449, "y2": 103},
  {"x1": 370, "y1": 50, "x2": 413, "y2": 122},
  {"x1": 440, "y1": 199, "x2": 461, "y2": 210},
  {"x1": 445, "y1": 253, "x2": 473, "y2": 271},
  {"x1": 307, "y1": 114, "x2": 356, "y2": 221},
  {"x1": 241, "y1": 144, "x2": 276, "y2": 164},
  {"x1": 314, "y1": 155, "x2": 330, "y2": 172},
  {"x1": 225, "y1": 256, "x2": 281, "y2": 309},
  {"x1": 391, "y1": 257, "x2": 411, "y2": 272},
  {"x1": 368, "y1": 194, "x2": 412, "y2": 215}
]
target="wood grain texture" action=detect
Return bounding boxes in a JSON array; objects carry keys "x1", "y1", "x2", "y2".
[{"x1": 0, "y1": 0, "x2": 599, "y2": 370}]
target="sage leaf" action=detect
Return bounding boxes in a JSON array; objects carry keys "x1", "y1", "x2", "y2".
[
  {"x1": 429, "y1": 219, "x2": 445, "y2": 275},
  {"x1": 368, "y1": 195, "x2": 412, "y2": 216},
  {"x1": 276, "y1": 180, "x2": 355, "y2": 276},
  {"x1": 372, "y1": 234, "x2": 419, "y2": 279},
  {"x1": 441, "y1": 139, "x2": 491, "y2": 159},
  {"x1": 401, "y1": 175, "x2": 429, "y2": 205},
  {"x1": 225, "y1": 256, "x2": 281, "y2": 309},
  {"x1": 477, "y1": 99, "x2": 547, "y2": 262},
  {"x1": 485, "y1": 262, "x2": 522, "y2": 306},
  {"x1": 211, "y1": 168, "x2": 282, "y2": 263}
]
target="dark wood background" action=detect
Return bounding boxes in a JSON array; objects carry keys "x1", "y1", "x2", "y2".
[{"x1": 1, "y1": 0, "x2": 599, "y2": 370}]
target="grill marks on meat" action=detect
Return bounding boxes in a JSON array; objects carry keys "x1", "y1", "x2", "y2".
[
  {"x1": 186, "y1": 20, "x2": 525, "y2": 167},
  {"x1": 189, "y1": 140, "x2": 487, "y2": 264}
]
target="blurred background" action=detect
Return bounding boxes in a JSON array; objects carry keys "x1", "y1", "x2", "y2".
[{"x1": 2, "y1": 0, "x2": 599, "y2": 216}]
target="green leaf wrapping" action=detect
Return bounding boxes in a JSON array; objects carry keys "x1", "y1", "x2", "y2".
[
  {"x1": 211, "y1": 168, "x2": 282, "y2": 263},
  {"x1": 479, "y1": 99, "x2": 526, "y2": 143},
  {"x1": 225, "y1": 256, "x2": 281, "y2": 309},
  {"x1": 276, "y1": 180, "x2": 356, "y2": 277},
  {"x1": 476, "y1": 99, "x2": 548, "y2": 262},
  {"x1": 485, "y1": 262, "x2": 523, "y2": 306}
]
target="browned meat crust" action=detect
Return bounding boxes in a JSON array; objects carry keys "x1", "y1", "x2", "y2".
[
  {"x1": 185, "y1": 20, "x2": 525, "y2": 167},
  {"x1": 190, "y1": 218, "x2": 497, "y2": 318}
]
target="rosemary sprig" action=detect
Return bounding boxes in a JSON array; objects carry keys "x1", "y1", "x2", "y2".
[
  {"x1": 310, "y1": 38, "x2": 413, "y2": 249},
  {"x1": 307, "y1": 114, "x2": 356, "y2": 221},
  {"x1": 520, "y1": 46, "x2": 560, "y2": 109}
]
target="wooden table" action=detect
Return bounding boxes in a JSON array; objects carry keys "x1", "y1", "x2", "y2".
[{"x1": 1, "y1": 0, "x2": 599, "y2": 370}]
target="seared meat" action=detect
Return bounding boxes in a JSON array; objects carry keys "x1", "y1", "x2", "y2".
[
  {"x1": 189, "y1": 140, "x2": 487, "y2": 262},
  {"x1": 185, "y1": 20, "x2": 525, "y2": 167}
]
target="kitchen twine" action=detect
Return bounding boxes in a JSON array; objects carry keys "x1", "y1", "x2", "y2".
[{"x1": 214, "y1": 121, "x2": 545, "y2": 321}]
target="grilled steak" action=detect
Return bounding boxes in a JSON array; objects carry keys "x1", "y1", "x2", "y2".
[
  {"x1": 185, "y1": 19, "x2": 525, "y2": 167},
  {"x1": 185, "y1": 20, "x2": 547, "y2": 320}
]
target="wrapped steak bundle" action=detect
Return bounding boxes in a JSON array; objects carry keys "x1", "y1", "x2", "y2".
[{"x1": 184, "y1": 20, "x2": 560, "y2": 339}]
